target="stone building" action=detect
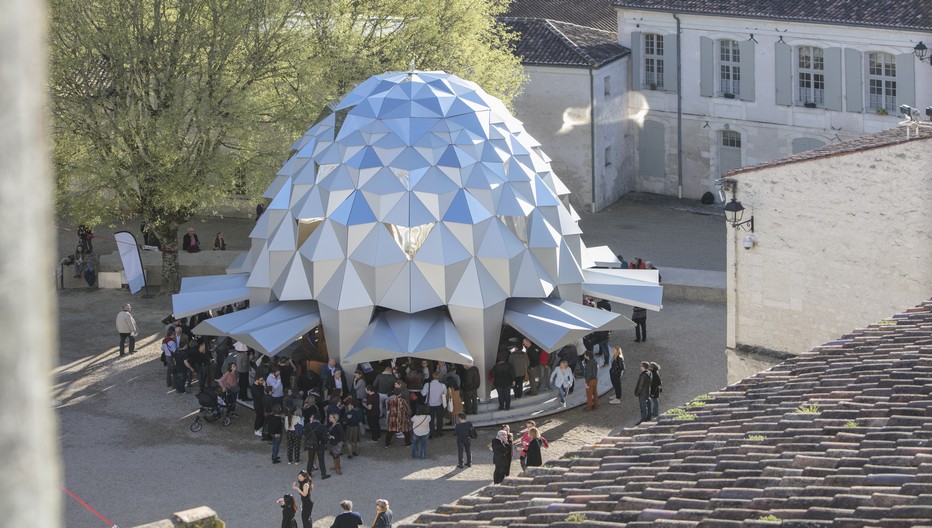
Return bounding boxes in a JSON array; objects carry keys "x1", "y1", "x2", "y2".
[
  {"x1": 725, "y1": 126, "x2": 932, "y2": 362},
  {"x1": 502, "y1": 0, "x2": 631, "y2": 212},
  {"x1": 612, "y1": 0, "x2": 932, "y2": 199}
]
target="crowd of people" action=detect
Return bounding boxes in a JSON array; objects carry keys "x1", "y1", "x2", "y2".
[{"x1": 114, "y1": 283, "x2": 669, "y2": 526}]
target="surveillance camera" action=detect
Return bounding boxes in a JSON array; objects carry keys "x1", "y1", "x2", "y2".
[
  {"x1": 742, "y1": 235, "x2": 755, "y2": 250},
  {"x1": 900, "y1": 105, "x2": 919, "y2": 118},
  {"x1": 926, "y1": 107, "x2": 932, "y2": 120}
]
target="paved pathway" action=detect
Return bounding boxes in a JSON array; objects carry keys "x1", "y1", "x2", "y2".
[{"x1": 56, "y1": 194, "x2": 729, "y2": 527}]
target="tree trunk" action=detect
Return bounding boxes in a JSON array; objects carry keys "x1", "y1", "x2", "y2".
[{"x1": 156, "y1": 223, "x2": 180, "y2": 294}]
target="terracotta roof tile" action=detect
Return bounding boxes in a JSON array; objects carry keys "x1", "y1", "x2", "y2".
[
  {"x1": 730, "y1": 125, "x2": 932, "y2": 176},
  {"x1": 500, "y1": 18, "x2": 630, "y2": 68},
  {"x1": 506, "y1": 0, "x2": 618, "y2": 32},
  {"x1": 611, "y1": 0, "x2": 932, "y2": 31},
  {"x1": 401, "y1": 300, "x2": 932, "y2": 527}
]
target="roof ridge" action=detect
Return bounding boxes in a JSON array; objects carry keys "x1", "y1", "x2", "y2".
[{"x1": 542, "y1": 19, "x2": 598, "y2": 67}]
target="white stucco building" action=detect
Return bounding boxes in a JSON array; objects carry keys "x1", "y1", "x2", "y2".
[
  {"x1": 724, "y1": 125, "x2": 932, "y2": 359},
  {"x1": 612, "y1": 0, "x2": 932, "y2": 199},
  {"x1": 503, "y1": 14, "x2": 631, "y2": 212}
]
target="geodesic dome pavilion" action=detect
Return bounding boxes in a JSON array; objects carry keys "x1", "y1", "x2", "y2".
[{"x1": 173, "y1": 71, "x2": 662, "y2": 396}]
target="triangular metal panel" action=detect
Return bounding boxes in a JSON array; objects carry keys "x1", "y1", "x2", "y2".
[
  {"x1": 441, "y1": 189, "x2": 493, "y2": 224},
  {"x1": 267, "y1": 218, "x2": 297, "y2": 252},
  {"x1": 509, "y1": 250, "x2": 556, "y2": 298},
  {"x1": 557, "y1": 239, "x2": 586, "y2": 284},
  {"x1": 526, "y1": 209, "x2": 561, "y2": 249},
  {"x1": 191, "y1": 302, "x2": 280, "y2": 336},
  {"x1": 329, "y1": 190, "x2": 377, "y2": 226},
  {"x1": 378, "y1": 261, "x2": 412, "y2": 313},
  {"x1": 409, "y1": 264, "x2": 445, "y2": 312},
  {"x1": 246, "y1": 246, "x2": 272, "y2": 288},
  {"x1": 172, "y1": 285, "x2": 249, "y2": 318},
  {"x1": 272, "y1": 254, "x2": 314, "y2": 301},
  {"x1": 581, "y1": 269, "x2": 663, "y2": 311}
]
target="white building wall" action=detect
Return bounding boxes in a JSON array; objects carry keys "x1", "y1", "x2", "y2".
[
  {"x1": 617, "y1": 10, "x2": 932, "y2": 199},
  {"x1": 511, "y1": 60, "x2": 632, "y2": 212},
  {"x1": 725, "y1": 134, "x2": 932, "y2": 355}
]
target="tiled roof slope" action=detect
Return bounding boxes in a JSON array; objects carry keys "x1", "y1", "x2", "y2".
[
  {"x1": 730, "y1": 125, "x2": 932, "y2": 176},
  {"x1": 506, "y1": 0, "x2": 618, "y2": 32},
  {"x1": 611, "y1": 0, "x2": 932, "y2": 31},
  {"x1": 401, "y1": 300, "x2": 932, "y2": 527},
  {"x1": 502, "y1": 18, "x2": 630, "y2": 68}
]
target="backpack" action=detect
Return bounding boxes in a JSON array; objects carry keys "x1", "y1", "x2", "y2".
[
  {"x1": 469, "y1": 426, "x2": 478, "y2": 439},
  {"x1": 294, "y1": 421, "x2": 304, "y2": 437}
]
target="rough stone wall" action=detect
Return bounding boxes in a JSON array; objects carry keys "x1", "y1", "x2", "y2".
[{"x1": 726, "y1": 133, "x2": 932, "y2": 355}]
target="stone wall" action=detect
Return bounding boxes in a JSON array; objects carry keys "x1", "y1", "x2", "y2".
[
  {"x1": 726, "y1": 130, "x2": 932, "y2": 355},
  {"x1": 132, "y1": 506, "x2": 225, "y2": 528}
]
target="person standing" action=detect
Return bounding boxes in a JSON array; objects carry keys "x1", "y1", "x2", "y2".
[
  {"x1": 269, "y1": 404, "x2": 284, "y2": 464},
  {"x1": 491, "y1": 429, "x2": 512, "y2": 484},
  {"x1": 508, "y1": 344, "x2": 530, "y2": 399},
  {"x1": 182, "y1": 227, "x2": 201, "y2": 252},
  {"x1": 276, "y1": 494, "x2": 297, "y2": 528},
  {"x1": 161, "y1": 328, "x2": 177, "y2": 387},
  {"x1": 634, "y1": 361, "x2": 653, "y2": 424},
  {"x1": 490, "y1": 354, "x2": 515, "y2": 411},
  {"x1": 454, "y1": 413, "x2": 473, "y2": 468},
  {"x1": 420, "y1": 372, "x2": 446, "y2": 438},
  {"x1": 327, "y1": 413, "x2": 345, "y2": 475},
  {"x1": 267, "y1": 368, "x2": 285, "y2": 409},
  {"x1": 252, "y1": 376, "x2": 267, "y2": 437},
  {"x1": 115, "y1": 303, "x2": 138, "y2": 357},
  {"x1": 649, "y1": 362, "x2": 662, "y2": 419},
  {"x1": 372, "y1": 499, "x2": 393, "y2": 528},
  {"x1": 583, "y1": 351, "x2": 599, "y2": 410},
  {"x1": 284, "y1": 408, "x2": 304, "y2": 465},
  {"x1": 363, "y1": 385, "x2": 381, "y2": 442},
  {"x1": 236, "y1": 349, "x2": 252, "y2": 401},
  {"x1": 524, "y1": 427, "x2": 548, "y2": 468},
  {"x1": 290, "y1": 471, "x2": 313, "y2": 528},
  {"x1": 533, "y1": 345, "x2": 551, "y2": 395},
  {"x1": 331, "y1": 500, "x2": 363, "y2": 528},
  {"x1": 608, "y1": 346, "x2": 626, "y2": 404},
  {"x1": 410, "y1": 405, "x2": 431, "y2": 459},
  {"x1": 633, "y1": 305, "x2": 647, "y2": 342},
  {"x1": 384, "y1": 390, "x2": 412, "y2": 448},
  {"x1": 549, "y1": 359, "x2": 574, "y2": 407},
  {"x1": 304, "y1": 413, "x2": 331, "y2": 480},
  {"x1": 461, "y1": 362, "x2": 480, "y2": 415}
]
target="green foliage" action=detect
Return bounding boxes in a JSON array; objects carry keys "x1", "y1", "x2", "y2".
[
  {"x1": 746, "y1": 434, "x2": 766, "y2": 441},
  {"x1": 793, "y1": 404, "x2": 821, "y2": 414},
  {"x1": 663, "y1": 408, "x2": 697, "y2": 420},
  {"x1": 564, "y1": 513, "x2": 588, "y2": 522},
  {"x1": 843, "y1": 421, "x2": 859, "y2": 428},
  {"x1": 50, "y1": 0, "x2": 524, "y2": 290},
  {"x1": 758, "y1": 514, "x2": 781, "y2": 522},
  {"x1": 687, "y1": 400, "x2": 706, "y2": 408}
]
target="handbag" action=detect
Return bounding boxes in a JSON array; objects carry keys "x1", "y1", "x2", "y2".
[{"x1": 469, "y1": 426, "x2": 478, "y2": 439}]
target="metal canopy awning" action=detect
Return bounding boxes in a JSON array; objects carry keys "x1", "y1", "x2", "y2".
[
  {"x1": 503, "y1": 297, "x2": 632, "y2": 352},
  {"x1": 343, "y1": 309, "x2": 472, "y2": 365},
  {"x1": 192, "y1": 300, "x2": 321, "y2": 357},
  {"x1": 171, "y1": 274, "x2": 249, "y2": 318},
  {"x1": 582, "y1": 268, "x2": 663, "y2": 311}
]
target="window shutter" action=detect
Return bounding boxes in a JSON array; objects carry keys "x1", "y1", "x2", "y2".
[
  {"x1": 775, "y1": 41, "x2": 792, "y2": 106},
  {"x1": 824, "y1": 47, "x2": 842, "y2": 111},
  {"x1": 895, "y1": 53, "x2": 916, "y2": 108},
  {"x1": 663, "y1": 33, "x2": 678, "y2": 92},
  {"x1": 631, "y1": 32, "x2": 642, "y2": 89},
  {"x1": 700, "y1": 37, "x2": 714, "y2": 97},
  {"x1": 739, "y1": 39, "x2": 755, "y2": 102},
  {"x1": 844, "y1": 49, "x2": 862, "y2": 112}
]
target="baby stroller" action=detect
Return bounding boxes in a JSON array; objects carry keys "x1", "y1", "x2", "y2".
[{"x1": 190, "y1": 389, "x2": 232, "y2": 432}]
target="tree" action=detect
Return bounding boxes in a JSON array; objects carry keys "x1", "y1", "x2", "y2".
[{"x1": 50, "y1": 0, "x2": 524, "y2": 293}]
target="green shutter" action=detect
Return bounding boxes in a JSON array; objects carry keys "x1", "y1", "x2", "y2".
[
  {"x1": 631, "y1": 31, "x2": 642, "y2": 90},
  {"x1": 896, "y1": 53, "x2": 916, "y2": 108},
  {"x1": 700, "y1": 37, "x2": 714, "y2": 97},
  {"x1": 824, "y1": 47, "x2": 842, "y2": 111},
  {"x1": 775, "y1": 41, "x2": 792, "y2": 106},
  {"x1": 844, "y1": 49, "x2": 862, "y2": 112},
  {"x1": 663, "y1": 33, "x2": 678, "y2": 92},
  {"x1": 739, "y1": 40, "x2": 755, "y2": 102}
]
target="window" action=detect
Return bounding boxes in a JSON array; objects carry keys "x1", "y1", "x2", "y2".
[
  {"x1": 604, "y1": 146, "x2": 612, "y2": 167},
  {"x1": 721, "y1": 130, "x2": 741, "y2": 148},
  {"x1": 719, "y1": 40, "x2": 740, "y2": 96},
  {"x1": 644, "y1": 34, "x2": 664, "y2": 89},
  {"x1": 867, "y1": 52, "x2": 896, "y2": 113},
  {"x1": 603, "y1": 75, "x2": 611, "y2": 97},
  {"x1": 797, "y1": 46, "x2": 824, "y2": 105}
]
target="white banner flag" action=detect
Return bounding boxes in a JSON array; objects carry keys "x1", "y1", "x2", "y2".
[{"x1": 114, "y1": 231, "x2": 146, "y2": 294}]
